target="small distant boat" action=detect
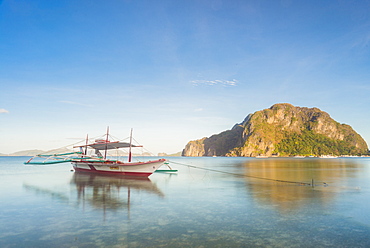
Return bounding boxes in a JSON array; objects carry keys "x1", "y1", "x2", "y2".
[
  {"x1": 256, "y1": 155, "x2": 269, "y2": 158},
  {"x1": 25, "y1": 128, "x2": 168, "y2": 177},
  {"x1": 319, "y1": 155, "x2": 338, "y2": 158}
]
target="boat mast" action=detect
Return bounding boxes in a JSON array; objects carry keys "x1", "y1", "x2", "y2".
[
  {"x1": 128, "y1": 128, "x2": 133, "y2": 162},
  {"x1": 104, "y1": 126, "x2": 109, "y2": 159},
  {"x1": 84, "y1": 134, "x2": 89, "y2": 156}
]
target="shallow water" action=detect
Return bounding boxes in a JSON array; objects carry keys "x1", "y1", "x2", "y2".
[{"x1": 1, "y1": 156, "x2": 370, "y2": 247}]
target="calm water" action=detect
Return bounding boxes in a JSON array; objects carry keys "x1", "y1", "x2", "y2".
[{"x1": 1, "y1": 156, "x2": 370, "y2": 248}]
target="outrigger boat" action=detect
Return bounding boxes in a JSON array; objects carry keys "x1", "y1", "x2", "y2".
[{"x1": 24, "y1": 129, "x2": 169, "y2": 177}]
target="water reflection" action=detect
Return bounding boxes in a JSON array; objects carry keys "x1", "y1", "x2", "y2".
[
  {"x1": 23, "y1": 172, "x2": 164, "y2": 216},
  {"x1": 72, "y1": 172, "x2": 164, "y2": 211},
  {"x1": 242, "y1": 158, "x2": 364, "y2": 213},
  {"x1": 7, "y1": 157, "x2": 370, "y2": 247}
]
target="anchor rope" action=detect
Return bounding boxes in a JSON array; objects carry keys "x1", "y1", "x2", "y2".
[{"x1": 168, "y1": 160, "x2": 322, "y2": 186}]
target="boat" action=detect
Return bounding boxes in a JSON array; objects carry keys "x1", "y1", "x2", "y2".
[
  {"x1": 319, "y1": 155, "x2": 338, "y2": 158},
  {"x1": 256, "y1": 155, "x2": 269, "y2": 158},
  {"x1": 24, "y1": 128, "x2": 168, "y2": 177}
]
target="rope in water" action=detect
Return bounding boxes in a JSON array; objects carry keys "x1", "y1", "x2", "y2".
[{"x1": 168, "y1": 160, "x2": 323, "y2": 187}]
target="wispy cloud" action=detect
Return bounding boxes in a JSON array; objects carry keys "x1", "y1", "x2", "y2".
[
  {"x1": 59, "y1": 101, "x2": 93, "y2": 107},
  {"x1": 351, "y1": 36, "x2": 369, "y2": 50},
  {"x1": 0, "y1": 108, "x2": 9, "y2": 114},
  {"x1": 191, "y1": 79, "x2": 238, "y2": 87},
  {"x1": 194, "y1": 108, "x2": 203, "y2": 112}
]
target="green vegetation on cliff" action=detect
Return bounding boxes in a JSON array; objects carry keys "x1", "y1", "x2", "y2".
[{"x1": 275, "y1": 130, "x2": 361, "y2": 156}]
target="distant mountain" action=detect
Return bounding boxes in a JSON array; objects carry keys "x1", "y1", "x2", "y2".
[
  {"x1": 158, "y1": 151, "x2": 182, "y2": 156},
  {"x1": 8, "y1": 150, "x2": 46, "y2": 156},
  {"x1": 182, "y1": 103, "x2": 369, "y2": 157},
  {"x1": 2, "y1": 148, "x2": 72, "y2": 156}
]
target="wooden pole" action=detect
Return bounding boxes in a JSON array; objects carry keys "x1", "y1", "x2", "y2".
[
  {"x1": 84, "y1": 134, "x2": 88, "y2": 156},
  {"x1": 104, "y1": 126, "x2": 109, "y2": 159},
  {"x1": 128, "y1": 128, "x2": 133, "y2": 162}
]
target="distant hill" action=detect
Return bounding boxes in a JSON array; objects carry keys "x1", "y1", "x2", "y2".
[
  {"x1": 158, "y1": 151, "x2": 182, "y2": 156},
  {"x1": 8, "y1": 150, "x2": 46, "y2": 156},
  {"x1": 182, "y1": 103, "x2": 369, "y2": 157},
  {"x1": 1, "y1": 148, "x2": 73, "y2": 156}
]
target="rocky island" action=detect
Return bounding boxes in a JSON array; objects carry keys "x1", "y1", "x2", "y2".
[{"x1": 182, "y1": 103, "x2": 368, "y2": 157}]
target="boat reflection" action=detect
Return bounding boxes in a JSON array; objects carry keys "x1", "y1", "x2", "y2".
[
  {"x1": 72, "y1": 172, "x2": 164, "y2": 212},
  {"x1": 242, "y1": 158, "x2": 363, "y2": 213}
]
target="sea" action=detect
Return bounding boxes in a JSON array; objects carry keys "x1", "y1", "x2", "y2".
[{"x1": 1, "y1": 156, "x2": 370, "y2": 248}]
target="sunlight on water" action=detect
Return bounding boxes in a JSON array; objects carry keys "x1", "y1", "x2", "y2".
[{"x1": 1, "y1": 156, "x2": 370, "y2": 247}]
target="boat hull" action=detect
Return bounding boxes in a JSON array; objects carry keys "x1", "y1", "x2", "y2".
[{"x1": 71, "y1": 158, "x2": 167, "y2": 177}]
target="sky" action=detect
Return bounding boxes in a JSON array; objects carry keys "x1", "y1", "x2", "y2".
[{"x1": 1, "y1": 0, "x2": 370, "y2": 155}]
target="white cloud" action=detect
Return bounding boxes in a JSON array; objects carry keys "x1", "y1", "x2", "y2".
[
  {"x1": 194, "y1": 108, "x2": 203, "y2": 112},
  {"x1": 0, "y1": 108, "x2": 9, "y2": 114},
  {"x1": 191, "y1": 79, "x2": 238, "y2": 86}
]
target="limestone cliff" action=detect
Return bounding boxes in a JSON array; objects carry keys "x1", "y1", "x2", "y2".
[{"x1": 182, "y1": 103, "x2": 368, "y2": 157}]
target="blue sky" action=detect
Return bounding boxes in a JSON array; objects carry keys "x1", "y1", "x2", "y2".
[{"x1": 1, "y1": 0, "x2": 370, "y2": 154}]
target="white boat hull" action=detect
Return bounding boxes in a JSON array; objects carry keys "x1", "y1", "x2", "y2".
[{"x1": 71, "y1": 159, "x2": 167, "y2": 177}]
